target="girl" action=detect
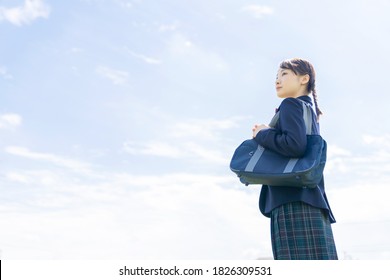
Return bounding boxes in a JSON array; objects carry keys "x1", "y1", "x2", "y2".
[{"x1": 252, "y1": 58, "x2": 338, "y2": 260}]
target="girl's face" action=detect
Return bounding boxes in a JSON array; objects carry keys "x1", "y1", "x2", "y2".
[{"x1": 275, "y1": 68, "x2": 308, "y2": 98}]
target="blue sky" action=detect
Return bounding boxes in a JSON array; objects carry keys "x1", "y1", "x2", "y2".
[{"x1": 1, "y1": 0, "x2": 390, "y2": 260}]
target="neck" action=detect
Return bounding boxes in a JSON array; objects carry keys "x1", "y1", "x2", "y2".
[{"x1": 291, "y1": 89, "x2": 309, "y2": 98}]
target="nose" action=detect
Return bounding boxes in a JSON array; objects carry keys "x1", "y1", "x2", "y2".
[{"x1": 275, "y1": 79, "x2": 280, "y2": 85}]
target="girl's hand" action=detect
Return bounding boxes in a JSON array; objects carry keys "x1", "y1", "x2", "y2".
[{"x1": 252, "y1": 124, "x2": 270, "y2": 138}]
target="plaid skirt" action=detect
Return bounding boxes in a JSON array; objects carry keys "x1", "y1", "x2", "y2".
[{"x1": 271, "y1": 201, "x2": 338, "y2": 260}]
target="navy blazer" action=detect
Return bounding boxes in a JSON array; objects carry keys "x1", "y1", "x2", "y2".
[{"x1": 255, "y1": 95, "x2": 336, "y2": 223}]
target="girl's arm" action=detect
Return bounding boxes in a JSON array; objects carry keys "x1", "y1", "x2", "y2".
[{"x1": 254, "y1": 98, "x2": 307, "y2": 157}]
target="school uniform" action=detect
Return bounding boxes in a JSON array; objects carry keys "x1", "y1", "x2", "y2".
[{"x1": 255, "y1": 95, "x2": 338, "y2": 260}]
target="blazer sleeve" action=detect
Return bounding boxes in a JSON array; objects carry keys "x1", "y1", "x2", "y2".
[{"x1": 254, "y1": 98, "x2": 307, "y2": 157}]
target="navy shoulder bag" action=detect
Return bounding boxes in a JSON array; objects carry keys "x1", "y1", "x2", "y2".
[{"x1": 230, "y1": 101, "x2": 327, "y2": 188}]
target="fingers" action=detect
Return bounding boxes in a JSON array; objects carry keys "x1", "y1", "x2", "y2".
[{"x1": 252, "y1": 124, "x2": 269, "y2": 137}]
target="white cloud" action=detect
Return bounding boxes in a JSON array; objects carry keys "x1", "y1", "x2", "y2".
[
  {"x1": 159, "y1": 22, "x2": 180, "y2": 32},
  {"x1": 5, "y1": 146, "x2": 94, "y2": 175},
  {"x1": 0, "y1": 0, "x2": 50, "y2": 26},
  {"x1": 96, "y1": 66, "x2": 129, "y2": 85},
  {"x1": 363, "y1": 134, "x2": 390, "y2": 148},
  {"x1": 123, "y1": 140, "x2": 229, "y2": 165},
  {"x1": 170, "y1": 117, "x2": 244, "y2": 141},
  {"x1": 326, "y1": 135, "x2": 390, "y2": 179},
  {"x1": 327, "y1": 144, "x2": 352, "y2": 158},
  {"x1": 125, "y1": 48, "x2": 162, "y2": 65},
  {"x1": 5, "y1": 170, "x2": 59, "y2": 186},
  {"x1": 5, "y1": 172, "x2": 31, "y2": 184},
  {"x1": 114, "y1": 0, "x2": 143, "y2": 9},
  {"x1": 183, "y1": 142, "x2": 228, "y2": 165},
  {"x1": 327, "y1": 180, "x2": 390, "y2": 259},
  {"x1": 116, "y1": 0, "x2": 133, "y2": 9},
  {"x1": 123, "y1": 116, "x2": 246, "y2": 165},
  {"x1": 123, "y1": 141, "x2": 184, "y2": 158},
  {"x1": 0, "y1": 114, "x2": 22, "y2": 129},
  {"x1": 3, "y1": 132, "x2": 390, "y2": 259},
  {"x1": 70, "y1": 47, "x2": 84, "y2": 53},
  {"x1": 0, "y1": 164, "x2": 269, "y2": 259},
  {"x1": 167, "y1": 33, "x2": 230, "y2": 72},
  {"x1": 241, "y1": 5, "x2": 274, "y2": 19},
  {"x1": 329, "y1": 182, "x2": 390, "y2": 223},
  {"x1": 0, "y1": 66, "x2": 13, "y2": 79}
]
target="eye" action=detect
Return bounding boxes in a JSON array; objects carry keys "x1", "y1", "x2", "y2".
[{"x1": 282, "y1": 72, "x2": 287, "y2": 76}]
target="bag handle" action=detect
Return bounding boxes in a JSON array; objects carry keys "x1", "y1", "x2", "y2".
[{"x1": 268, "y1": 100, "x2": 313, "y2": 135}]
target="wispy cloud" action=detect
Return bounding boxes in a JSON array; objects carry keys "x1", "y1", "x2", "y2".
[
  {"x1": 170, "y1": 117, "x2": 244, "y2": 141},
  {"x1": 114, "y1": 0, "x2": 143, "y2": 9},
  {"x1": 123, "y1": 140, "x2": 228, "y2": 165},
  {"x1": 363, "y1": 134, "x2": 390, "y2": 148},
  {"x1": 159, "y1": 22, "x2": 180, "y2": 32},
  {"x1": 183, "y1": 142, "x2": 227, "y2": 165},
  {"x1": 0, "y1": 113, "x2": 22, "y2": 129},
  {"x1": 5, "y1": 146, "x2": 94, "y2": 175},
  {"x1": 326, "y1": 135, "x2": 390, "y2": 181},
  {"x1": 96, "y1": 65, "x2": 129, "y2": 85},
  {"x1": 241, "y1": 5, "x2": 274, "y2": 19},
  {"x1": 70, "y1": 47, "x2": 84, "y2": 53},
  {"x1": 0, "y1": 164, "x2": 264, "y2": 259},
  {"x1": 123, "y1": 141, "x2": 184, "y2": 158},
  {"x1": 168, "y1": 33, "x2": 230, "y2": 72},
  {"x1": 0, "y1": 0, "x2": 50, "y2": 26},
  {"x1": 3, "y1": 133, "x2": 390, "y2": 259},
  {"x1": 125, "y1": 48, "x2": 162, "y2": 65},
  {"x1": 0, "y1": 66, "x2": 13, "y2": 79},
  {"x1": 123, "y1": 116, "x2": 246, "y2": 165}
]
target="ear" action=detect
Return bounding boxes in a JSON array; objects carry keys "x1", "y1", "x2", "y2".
[{"x1": 300, "y1": 74, "x2": 310, "y2": 86}]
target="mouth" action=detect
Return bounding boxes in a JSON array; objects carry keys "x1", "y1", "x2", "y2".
[{"x1": 276, "y1": 87, "x2": 282, "y2": 91}]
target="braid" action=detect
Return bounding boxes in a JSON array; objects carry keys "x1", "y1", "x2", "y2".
[{"x1": 312, "y1": 88, "x2": 323, "y2": 121}]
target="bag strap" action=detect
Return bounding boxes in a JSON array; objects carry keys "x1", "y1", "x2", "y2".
[
  {"x1": 268, "y1": 100, "x2": 313, "y2": 135},
  {"x1": 302, "y1": 101, "x2": 313, "y2": 135}
]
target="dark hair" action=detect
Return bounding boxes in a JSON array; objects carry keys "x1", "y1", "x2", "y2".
[{"x1": 279, "y1": 58, "x2": 323, "y2": 120}]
